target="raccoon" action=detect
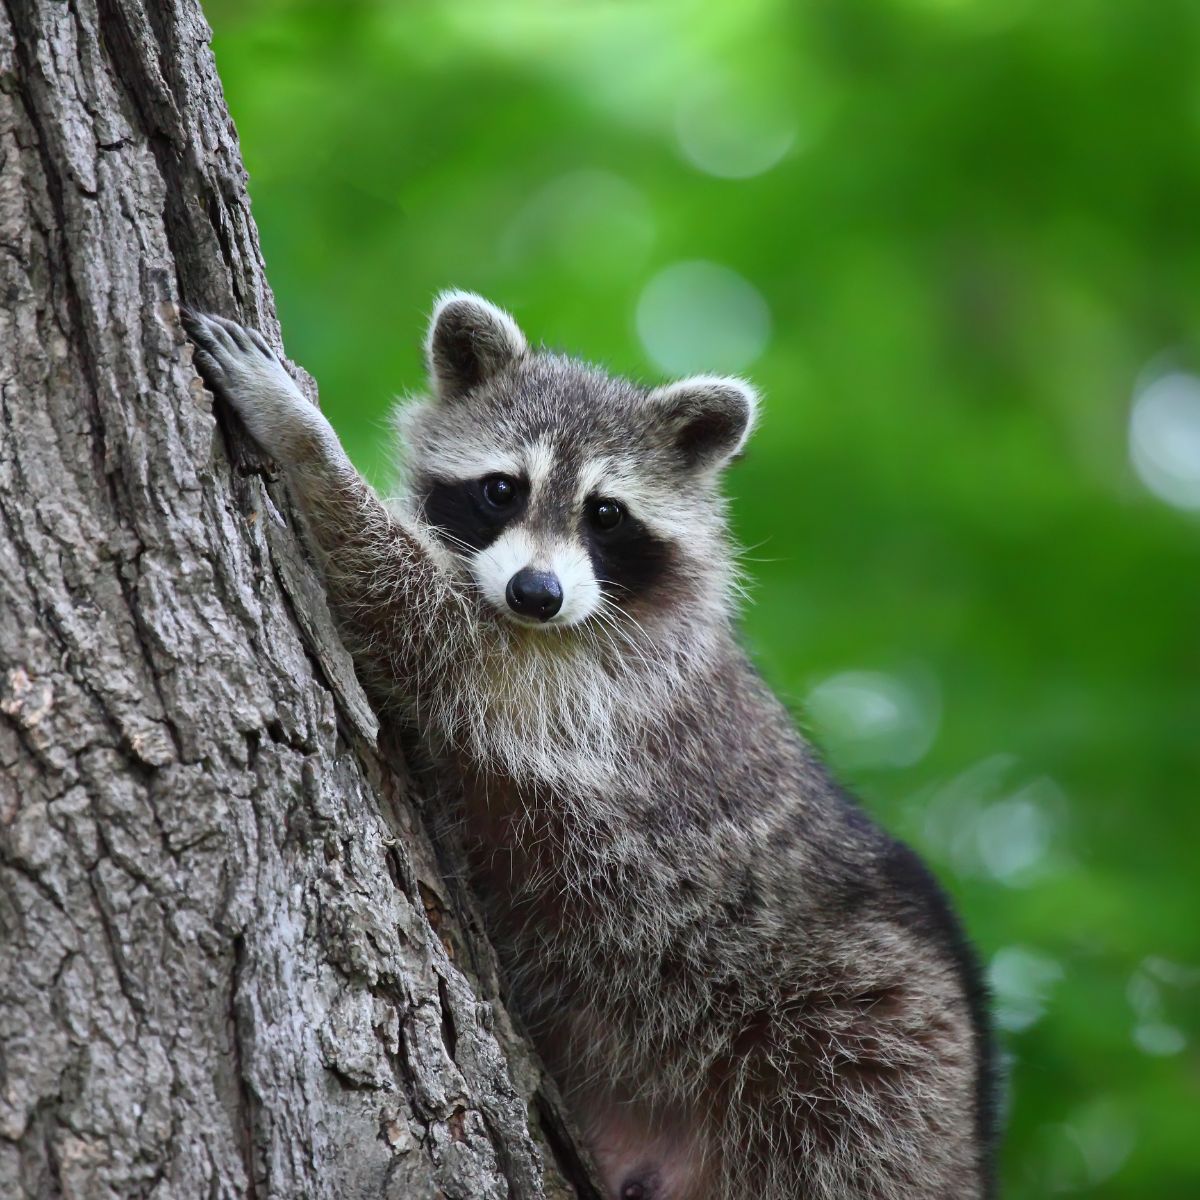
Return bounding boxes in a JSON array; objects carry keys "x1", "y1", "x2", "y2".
[{"x1": 183, "y1": 295, "x2": 997, "y2": 1200}]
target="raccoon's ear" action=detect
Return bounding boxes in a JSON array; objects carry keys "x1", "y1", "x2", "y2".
[
  {"x1": 647, "y1": 375, "x2": 759, "y2": 472},
  {"x1": 425, "y1": 290, "x2": 528, "y2": 402}
]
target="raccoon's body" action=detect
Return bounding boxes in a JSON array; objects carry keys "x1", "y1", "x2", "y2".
[{"x1": 183, "y1": 295, "x2": 997, "y2": 1200}]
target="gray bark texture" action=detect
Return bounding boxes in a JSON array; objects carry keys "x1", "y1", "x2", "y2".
[{"x1": 0, "y1": 2, "x2": 599, "y2": 1197}]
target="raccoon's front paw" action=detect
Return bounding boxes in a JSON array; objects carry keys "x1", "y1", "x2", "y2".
[{"x1": 182, "y1": 308, "x2": 332, "y2": 464}]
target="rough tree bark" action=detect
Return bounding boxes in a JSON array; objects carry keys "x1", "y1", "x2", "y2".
[{"x1": 0, "y1": 3, "x2": 599, "y2": 1197}]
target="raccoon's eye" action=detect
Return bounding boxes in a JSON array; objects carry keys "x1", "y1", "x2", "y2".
[
  {"x1": 591, "y1": 498, "x2": 624, "y2": 532},
  {"x1": 482, "y1": 475, "x2": 519, "y2": 508}
]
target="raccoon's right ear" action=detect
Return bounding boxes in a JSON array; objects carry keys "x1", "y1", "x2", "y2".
[{"x1": 425, "y1": 290, "x2": 528, "y2": 402}]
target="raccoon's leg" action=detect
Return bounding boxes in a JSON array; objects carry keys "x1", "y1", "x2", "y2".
[
  {"x1": 182, "y1": 310, "x2": 352, "y2": 483},
  {"x1": 181, "y1": 309, "x2": 464, "y2": 693}
]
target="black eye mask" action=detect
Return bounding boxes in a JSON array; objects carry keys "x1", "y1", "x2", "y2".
[
  {"x1": 581, "y1": 497, "x2": 673, "y2": 602},
  {"x1": 421, "y1": 475, "x2": 528, "y2": 552}
]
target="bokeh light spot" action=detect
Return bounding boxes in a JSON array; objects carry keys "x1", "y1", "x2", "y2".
[
  {"x1": 1143, "y1": 955, "x2": 1200, "y2": 987},
  {"x1": 988, "y1": 945, "x2": 1064, "y2": 1032},
  {"x1": 805, "y1": 668, "x2": 941, "y2": 771},
  {"x1": 1129, "y1": 371, "x2": 1200, "y2": 510},
  {"x1": 674, "y1": 76, "x2": 797, "y2": 179},
  {"x1": 636, "y1": 260, "x2": 770, "y2": 376},
  {"x1": 500, "y1": 169, "x2": 655, "y2": 281},
  {"x1": 1132, "y1": 1022, "x2": 1187, "y2": 1056},
  {"x1": 1044, "y1": 1098, "x2": 1137, "y2": 1191},
  {"x1": 1127, "y1": 957, "x2": 1194, "y2": 1057},
  {"x1": 921, "y1": 758, "x2": 1068, "y2": 885},
  {"x1": 975, "y1": 782, "x2": 1058, "y2": 885}
]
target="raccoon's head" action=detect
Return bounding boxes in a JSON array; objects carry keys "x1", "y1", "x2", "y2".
[{"x1": 396, "y1": 291, "x2": 757, "y2": 636}]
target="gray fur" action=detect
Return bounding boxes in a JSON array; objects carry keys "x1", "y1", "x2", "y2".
[{"x1": 183, "y1": 296, "x2": 997, "y2": 1200}]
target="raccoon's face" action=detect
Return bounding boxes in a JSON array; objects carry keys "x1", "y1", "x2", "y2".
[{"x1": 398, "y1": 292, "x2": 757, "y2": 632}]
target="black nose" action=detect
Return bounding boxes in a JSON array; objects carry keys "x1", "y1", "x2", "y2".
[{"x1": 505, "y1": 569, "x2": 563, "y2": 621}]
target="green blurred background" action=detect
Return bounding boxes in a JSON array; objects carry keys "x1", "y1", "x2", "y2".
[{"x1": 203, "y1": 1, "x2": 1200, "y2": 1194}]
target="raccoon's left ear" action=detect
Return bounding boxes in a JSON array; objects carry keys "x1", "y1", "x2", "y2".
[
  {"x1": 647, "y1": 375, "x2": 759, "y2": 472},
  {"x1": 425, "y1": 290, "x2": 528, "y2": 402}
]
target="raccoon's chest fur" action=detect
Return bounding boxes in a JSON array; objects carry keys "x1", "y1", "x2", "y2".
[
  {"x1": 455, "y1": 765, "x2": 563, "y2": 935},
  {"x1": 451, "y1": 747, "x2": 770, "y2": 1057},
  {"x1": 454, "y1": 764, "x2": 617, "y2": 965},
  {"x1": 454, "y1": 764, "x2": 665, "y2": 1025}
]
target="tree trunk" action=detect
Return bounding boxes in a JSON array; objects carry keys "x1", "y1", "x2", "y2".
[{"x1": 0, "y1": 3, "x2": 598, "y2": 1197}]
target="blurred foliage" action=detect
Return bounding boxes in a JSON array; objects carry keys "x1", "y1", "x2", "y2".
[{"x1": 203, "y1": 1, "x2": 1200, "y2": 1194}]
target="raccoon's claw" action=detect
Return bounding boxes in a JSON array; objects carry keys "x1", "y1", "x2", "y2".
[
  {"x1": 181, "y1": 307, "x2": 325, "y2": 463},
  {"x1": 182, "y1": 308, "x2": 283, "y2": 395}
]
